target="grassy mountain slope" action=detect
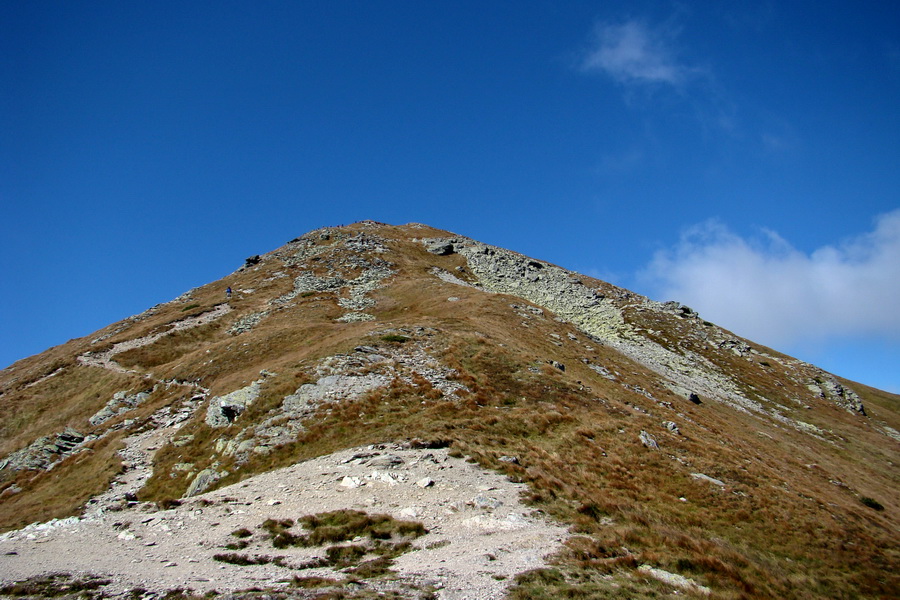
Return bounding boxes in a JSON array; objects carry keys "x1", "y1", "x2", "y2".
[{"x1": 1, "y1": 221, "x2": 897, "y2": 598}]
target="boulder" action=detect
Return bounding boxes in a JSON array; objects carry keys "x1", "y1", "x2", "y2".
[
  {"x1": 691, "y1": 473, "x2": 725, "y2": 487},
  {"x1": 639, "y1": 430, "x2": 659, "y2": 449},
  {"x1": 185, "y1": 468, "x2": 221, "y2": 497},
  {"x1": 205, "y1": 380, "x2": 262, "y2": 427},
  {"x1": 427, "y1": 242, "x2": 456, "y2": 255}
]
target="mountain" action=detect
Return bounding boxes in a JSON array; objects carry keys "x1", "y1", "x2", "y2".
[{"x1": 1, "y1": 220, "x2": 897, "y2": 599}]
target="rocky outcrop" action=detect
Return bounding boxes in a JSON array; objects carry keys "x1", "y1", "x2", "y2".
[
  {"x1": 185, "y1": 467, "x2": 223, "y2": 497},
  {"x1": 228, "y1": 310, "x2": 270, "y2": 335},
  {"x1": 423, "y1": 237, "x2": 761, "y2": 415},
  {"x1": 427, "y1": 241, "x2": 455, "y2": 255},
  {"x1": 89, "y1": 389, "x2": 153, "y2": 426},
  {"x1": 206, "y1": 329, "x2": 466, "y2": 464},
  {"x1": 806, "y1": 371, "x2": 866, "y2": 415},
  {"x1": 205, "y1": 375, "x2": 268, "y2": 428},
  {"x1": 270, "y1": 258, "x2": 395, "y2": 321},
  {"x1": 0, "y1": 428, "x2": 87, "y2": 472}
]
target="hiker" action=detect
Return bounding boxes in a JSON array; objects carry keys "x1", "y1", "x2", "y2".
[{"x1": 226, "y1": 287, "x2": 232, "y2": 299}]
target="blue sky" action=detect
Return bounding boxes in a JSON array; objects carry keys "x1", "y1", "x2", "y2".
[{"x1": 2, "y1": 2, "x2": 899, "y2": 392}]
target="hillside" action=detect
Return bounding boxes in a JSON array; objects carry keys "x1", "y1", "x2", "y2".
[{"x1": 1, "y1": 220, "x2": 898, "y2": 599}]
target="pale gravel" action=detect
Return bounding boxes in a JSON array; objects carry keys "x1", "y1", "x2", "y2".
[{"x1": 0, "y1": 445, "x2": 569, "y2": 599}]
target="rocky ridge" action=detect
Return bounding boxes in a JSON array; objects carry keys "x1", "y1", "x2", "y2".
[
  {"x1": 418, "y1": 235, "x2": 878, "y2": 435},
  {"x1": 1, "y1": 220, "x2": 897, "y2": 600}
]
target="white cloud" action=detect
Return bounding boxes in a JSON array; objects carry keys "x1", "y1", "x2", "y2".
[
  {"x1": 640, "y1": 210, "x2": 900, "y2": 347},
  {"x1": 581, "y1": 20, "x2": 686, "y2": 85}
]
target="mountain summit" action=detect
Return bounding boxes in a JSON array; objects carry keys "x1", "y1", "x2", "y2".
[{"x1": 1, "y1": 221, "x2": 897, "y2": 599}]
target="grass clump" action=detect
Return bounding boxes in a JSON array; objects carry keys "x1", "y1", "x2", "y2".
[
  {"x1": 297, "y1": 509, "x2": 426, "y2": 545},
  {"x1": 380, "y1": 334, "x2": 409, "y2": 343},
  {"x1": 0, "y1": 573, "x2": 111, "y2": 598},
  {"x1": 212, "y1": 553, "x2": 286, "y2": 567},
  {"x1": 345, "y1": 556, "x2": 395, "y2": 578},
  {"x1": 254, "y1": 510, "x2": 426, "y2": 577},
  {"x1": 861, "y1": 496, "x2": 884, "y2": 511},
  {"x1": 291, "y1": 576, "x2": 341, "y2": 589}
]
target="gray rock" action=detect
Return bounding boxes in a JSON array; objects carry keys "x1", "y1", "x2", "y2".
[
  {"x1": 340, "y1": 476, "x2": 364, "y2": 488},
  {"x1": 639, "y1": 430, "x2": 659, "y2": 449},
  {"x1": 1, "y1": 428, "x2": 87, "y2": 472},
  {"x1": 228, "y1": 310, "x2": 270, "y2": 335},
  {"x1": 691, "y1": 473, "x2": 725, "y2": 487},
  {"x1": 367, "y1": 454, "x2": 404, "y2": 468},
  {"x1": 427, "y1": 242, "x2": 455, "y2": 255},
  {"x1": 812, "y1": 372, "x2": 867, "y2": 415},
  {"x1": 89, "y1": 390, "x2": 152, "y2": 426},
  {"x1": 283, "y1": 374, "x2": 386, "y2": 416},
  {"x1": 185, "y1": 469, "x2": 221, "y2": 497},
  {"x1": 473, "y1": 495, "x2": 503, "y2": 509},
  {"x1": 662, "y1": 421, "x2": 680, "y2": 435},
  {"x1": 638, "y1": 565, "x2": 711, "y2": 595},
  {"x1": 336, "y1": 312, "x2": 375, "y2": 322},
  {"x1": 206, "y1": 380, "x2": 263, "y2": 427}
]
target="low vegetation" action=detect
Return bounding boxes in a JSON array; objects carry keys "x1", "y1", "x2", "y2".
[
  {"x1": 1, "y1": 221, "x2": 897, "y2": 599},
  {"x1": 0, "y1": 573, "x2": 111, "y2": 599}
]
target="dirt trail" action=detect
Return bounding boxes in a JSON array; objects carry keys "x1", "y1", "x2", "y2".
[
  {"x1": 0, "y1": 445, "x2": 568, "y2": 599},
  {"x1": 77, "y1": 304, "x2": 232, "y2": 375}
]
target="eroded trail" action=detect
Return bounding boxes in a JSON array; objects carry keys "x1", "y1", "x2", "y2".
[
  {"x1": 1, "y1": 445, "x2": 568, "y2": 600},
  {"x1": 77, "y1": 304, "x2": 232, "y2": 375}
]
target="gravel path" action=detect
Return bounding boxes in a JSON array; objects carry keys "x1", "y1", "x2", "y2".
[
  {"x1": 77, "y1": 304, "x2": 232, "y2": 374},
  {"x1": 0, "y1": 445, "x2": 569, "y2": 599}
]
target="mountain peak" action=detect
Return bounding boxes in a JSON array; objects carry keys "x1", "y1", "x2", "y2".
[{"x1": 1, "y1": 221, "x2": 898, "y2": 598}]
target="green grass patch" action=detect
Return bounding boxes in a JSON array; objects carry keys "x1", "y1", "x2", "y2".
[{"x1": 380, "y1": 334, "x2": 409, "y2": 343}]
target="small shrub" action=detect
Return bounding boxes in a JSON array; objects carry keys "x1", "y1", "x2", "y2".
[
  {"x1": 0, "y1": 573, "x2": 112, "y2": 598},
  {"x1": 181, "y1": 304, "x2": 201, "y2": 312},
  {"x1": 861, "y1": 496, "x2": 884, "y2": 511},
  {"x1": 212, "y1": 553, "x2": 283, "y2": 566},
  {"x1": 325, "y1": 543, "x2": 367, "y2": 567},
  {"x1": 346, "y1": 556, "x2": 394, "y2": 578},
  {"x1": 380, "y1": 334, "x2": 409, "y2": 343},
  {"x1": 292, "y1": 576, "x2": 341, "y2": 588},
  {"x1": 231, "y1": 527, "x2": 252, "y2": 538},
  {"x1": 295, "y1": 509, "x2": 426, "y2": 547}
]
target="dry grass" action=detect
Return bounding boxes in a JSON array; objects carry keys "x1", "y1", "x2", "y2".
[
  {"x1": 2, "y1": 221, "x2": 898, "y2": 598},
  {"x1": 0, "y1": 365, "x2": 144, "y2": 456},
  {"x1": 0, "y1": 432, "x2": 125, "y2": 531}
]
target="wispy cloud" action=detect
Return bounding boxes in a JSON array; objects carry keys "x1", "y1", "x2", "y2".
[
  {"x1": 581, "y1": 20, "x2": 688, "y2": 86},
  {"x1": 639, "y1": 210, "x2": 900, "y2": 347}
]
